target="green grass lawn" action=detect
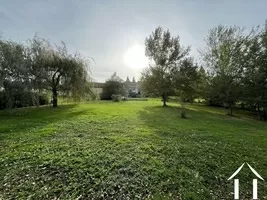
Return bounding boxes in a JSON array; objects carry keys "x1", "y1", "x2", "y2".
[{"x1": 1, "y1": 100, "x2": 267, "y2": 199}]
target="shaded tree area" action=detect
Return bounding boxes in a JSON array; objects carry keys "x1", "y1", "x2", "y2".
[
  {"x1": 141, "y1": 22, "x2": 267, "y2": 120},
  {"x1": 241, "y1": 24, "x2": 267, "y2": 120},
  {"x1": 201, "y1": 23, "x2": 267, "y2": 119},
  {"x1": 200, "y1": 25, "x2": 246, "y2": 116},
  {"x1": 101, "y1": 73, "x2": 126, "y2": 100},
  {"x1": 0, "y1": 35, "x2": 93, "y2": 109}
]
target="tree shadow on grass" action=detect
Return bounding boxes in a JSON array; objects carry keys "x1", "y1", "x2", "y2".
[
  {"x1": 137, "y1": 105, "x2": 188, "y2": 138},
  {"x1": 0, "y1": 104, "x2": 93, "y2": 138},
  {"x1": 136, "y1": 105, "x2": 262, "y2": 199},
  {"x1": 136, "y1": 105, "x2": 217, "y2": 198},
  {"x1": 138, "y1": 105, "x2": 187, "y2": 121},
  {"x1": 187, "y1": 103, "x2": 257, "y2": 120}
]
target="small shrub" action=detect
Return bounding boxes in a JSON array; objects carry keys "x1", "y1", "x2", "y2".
[
  {"x1": 90, "y1": 92, "x2": 100, "y2": 101},
  {"x1": 168, "y1": 96, "x2": 179, "y2": 102},
  {"x1": 180, "y1": 101, "x2": 187, "y2": 119},
  {"x1": 39, "y1": 93, "x2": 49, "y2": 105},
  {"x1": 0, "y1": 91, "x2": 50, "y2": 110},
  {"x1": 122, "y1": 96, "x2": 128, "y2": 101},
  {"x1": 0, "y1": 92, "x2": 7, "y2": 109},
  {"x1": 181, "y1": 110, "x2": 186, "y2": 119},
  {"x1": 21, "y1": 91, "x2": 39, "y2": 107},
  {"x1": 111, "y1": 94, "x2": 122, "y2": 102}
]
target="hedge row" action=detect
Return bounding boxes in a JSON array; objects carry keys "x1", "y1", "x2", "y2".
[{"x1": 0, "y1": 91, "x2": 49, "y2": 110}]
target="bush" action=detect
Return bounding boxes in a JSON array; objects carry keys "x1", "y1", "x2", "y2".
[
  {"x1": 20, "y1": 92, "x2": 40, "y2": 107},
  {"x1": 111, "y1": 94, "x2": 122, "y2": 102},
  {"x1": 0, "y1": 92, "x2": 7, "y2": 109},
  {"x1": 168, "y1": 96, "x2": 179, "y2": 102},
  {"x1": 207, "y1": 96, "x2": 223, "y2": 107},
  {"x1": 39, "y1": 93, "x2": 50, "y2": 105},
  {"x1": 0, "y1": 91, "x2": 50, "y2": 110},
  {"x1": 89, "y1": 92, "x2": 100, "y2": 101},
  {"x1": 181, "y1": 109, "x2": 186, "y2": 118},
  {"x1": 122, "y1": 96, "x2": 128, "y2": 101}
]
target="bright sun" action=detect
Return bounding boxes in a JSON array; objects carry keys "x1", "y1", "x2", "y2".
[{"x1": 124, "y1": 45, "x2": 148, "y2": 70}]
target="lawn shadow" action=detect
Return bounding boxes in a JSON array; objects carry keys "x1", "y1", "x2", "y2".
[
  {"x1": 137, "y1": 105, "x2": 186, "y2": 137},
  {"x1": 187, "y1": 103, "x2": 259, "y2": 120},
  {"x1": 0, "y1": 104, "x2": 93, "y2": 137}
]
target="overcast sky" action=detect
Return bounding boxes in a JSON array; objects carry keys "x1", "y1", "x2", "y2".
[{"x1": 1, "y1": 0, "x2": 266, "y2": 82}]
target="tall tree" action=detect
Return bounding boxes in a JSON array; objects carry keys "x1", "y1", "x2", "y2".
[
  {"x1": 172, "y1": 58, "x2": 200, "y2": 118},
  {"x1": 27, "y1": 36, "x2": 92, "y2": 107},
  {"x1": 173, "y1": 58, "x2": 199, "y2": 102},
  {"x1": 201, "y1": 25, "x2": 246, "y2": 115},
  {"x1": 0, "y1": 40, "x2": 29, "y2": 89},
  {"x1": 0, "y1": 39, "x2": 34, "y2": 108},
  {"x1": 141, "y1": 26, "x2": 190, "y2": 106},
  {"x1": 196, "y1": 66, "x2": 210, "y2": 100},
  {"x1": 242, "y1": 24, "x2": 267, "y2": 120}
]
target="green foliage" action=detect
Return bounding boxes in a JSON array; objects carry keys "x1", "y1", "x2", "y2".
[
  {"x1": 197, "y1": 66, "x2": 210, "y2": 99},
  {"x1": 111, "y1": 94, "x2": 122, "y2": 102},
  {"x1": 0, "y1": 91, "x2": 7, "y2": 109},
  {"x1": 141, "y1": 27, "x2": 190, "y2": 106},
  {"x1": 0, "y1": 90, "x2": 47, "y2": 109},
  {"x1": 87, "y1": 90, "x2": 100, "y2": 101},
  {"x1": 38, "y1": 93, "x2": 50, "y2": 105},
  {"x1": 0, "y1": 35, "x2": 93, "y2": 109},
  {"x1": 0, "y1": 39, "x2": 29, "y2": 88},
  {"x1": 28, "y1": 36, "x2": 92, "y2": 107},
  {"x1": 200, "y1": 22, "x2": 267, "y2": 119},
  {"x1": 101, "y1": 73, "x2": 126, "y2": 100},
  {"x1": 241, "y1": 24, "x2": 267, "y2": 120},
  {"x1": 201, "y1": 25, "x2": 248, "y2": 115},
  {"x1": 173, "y1": 58, "x2": 200, "y2": 103}
]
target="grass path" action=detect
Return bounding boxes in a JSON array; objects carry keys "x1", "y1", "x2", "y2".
[{"x1": 1, "y1": 100, "x2": 267, "y2": 199}]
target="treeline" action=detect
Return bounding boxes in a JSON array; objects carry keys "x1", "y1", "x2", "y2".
[
  {"x1": 0, "y1": 35, "x2": 93, "y2": 109},
  {"x1": 141, "y1": 22, "x2": 267, "y2": 120}
]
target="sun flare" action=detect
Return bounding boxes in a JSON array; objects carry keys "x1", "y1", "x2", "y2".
[{"x1": 124, "y1": 45, "x2": 148, "y2": 70}]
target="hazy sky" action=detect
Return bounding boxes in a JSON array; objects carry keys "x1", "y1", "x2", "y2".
[{"x1": 0, "y1": 0, "x2": 266, "y2": 82}]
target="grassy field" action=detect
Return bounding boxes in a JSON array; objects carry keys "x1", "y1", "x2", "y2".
[{"x1": 1, "y1": 100, "x2": 267, "y2": 199}]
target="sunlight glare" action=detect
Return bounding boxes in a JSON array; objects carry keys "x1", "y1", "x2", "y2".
[{"x1": 124, "y1": 45, "x2": 148, "y2": 70}]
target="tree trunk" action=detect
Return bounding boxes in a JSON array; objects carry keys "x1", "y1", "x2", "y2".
[
  {"x1": 257, "y1": 103, "x2": 261, "y2": 119},
  {"x1": 263, "y1": 106, "x2": 267, "y2": 121},
  {"x1": 52, "y1": 88, "x2": 58, "y2": 108},
  {"x1": 180, "y1": 100, "x2": 186, "y2": 118},
  {"x1": 162, "y1": 93, "x2": 167, "y2": 107},
  {"x1": 229, "y1": 105, "x2": 233, "y2": 116}
]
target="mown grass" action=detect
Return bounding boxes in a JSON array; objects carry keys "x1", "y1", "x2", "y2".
[{"x1": 1, "y1": 100, "x2": 267, "y2": 199}]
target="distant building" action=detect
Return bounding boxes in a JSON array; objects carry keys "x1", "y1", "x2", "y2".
[
  {"x1": 124, "y1": 76, "x2": 140, "y2": 94},
  {"x1": 92, "y1": 76, "x2": 140, "y2": 97},
  {"x1": 92, "y1": 82, "x2": 104, "y2": 95}
]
